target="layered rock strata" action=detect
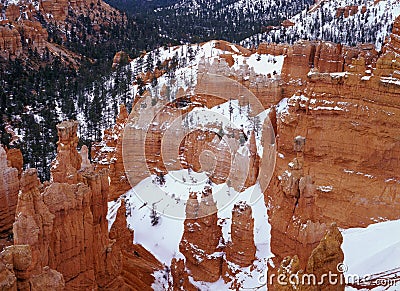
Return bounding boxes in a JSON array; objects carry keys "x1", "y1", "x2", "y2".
[
  {"x1": 0, "y1": 120, "x2": 163, "y2": 290},
  {"x1": 179, "y1": 189, "x2": 223, "y2": 282},
  {"x1": 265, "y1": 26, "x2": 400, "y2": 272},
  {"x1": 274, "y1": 224, "x2": 344, "y2": 291},
  {"x1": 0, "y1": 147, "x2": 19, "y2": 247}
]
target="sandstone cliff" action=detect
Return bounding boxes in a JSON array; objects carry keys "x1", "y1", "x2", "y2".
[
  {"x1": 0, "y1": 120, "x2": 164, "y2": 290},
  {"x1": 92, "y1": 105, "x2": 131, "y2": 201},
  {"x1": 274, "y1": 224, "x2": 344, "y2": 291},
  {"x1": 179, "y1": 189, "x2": 223, "y2": 282},
  {"x1": 262, "y1": 25, "x2": 400, "y2": 273},
  {"x1": 115, "y1": 32, "x2": 400, "y2": 290},
  {"x1": 0, "y1": 147, "x2": 20, "y2": 249}
]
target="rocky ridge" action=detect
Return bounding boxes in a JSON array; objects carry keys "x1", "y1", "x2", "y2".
[
  {"x1": 0, "y1": 119, "x2": 163, "y2": 290},
  {"x1": 0, "y1": 0, "x2": 125, "y2": 63}
]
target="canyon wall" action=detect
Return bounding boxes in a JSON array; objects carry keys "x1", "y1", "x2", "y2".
[
  {"x1": 0, "y1": 120, "x2": 163, "y2": 290},
  {"x1": 0, "y1": 147, "x2": 20, "y2": 250},
  {"x1": 118, "y1": 32, "x2": 400, "y2": 288},
  {"x1": 262, "y1": 19, "x2": 400, "y2": 272},
  {"x1": 94, "y1": 34, "x2": 400, "y2": 289},
  {"x1": 1, "y1": 16, "x2": 400, "y2": 290}
]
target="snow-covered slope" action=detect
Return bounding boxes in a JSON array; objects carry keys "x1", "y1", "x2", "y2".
[
  {"x1": 107, "y1": 171, "x2": 273, "y2": 290},
  {"x1": 106, "y1": 43, "x2": 283, "y2": 287},
  {"x1": 157, "y1": 0, "x2": 311, "y2": 20},
  {"x1": 131, "y1": 40, "x2": 285, "y2": 102},
  {"x1": 342, "y1": 219, "x2": 400, "y2": 290},
  {"x1": 242, "y1": 0, "x2": 400, "y2": 51},
  {"x1": 153, "y1": 0, "x2": 314, "y2": 42}
]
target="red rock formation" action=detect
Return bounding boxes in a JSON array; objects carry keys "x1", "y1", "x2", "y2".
[
  {"x1": 92, "y1": 105, "x2": 131, "y2": 201},
  {"x1": 313, "y1": 42, "x2": 343, "y2": 73},
  {"x1": 50, "y1": 120, "x2": 82, "y2": 184},
  {"x1": 225, "y1": 202, "x2": 256, "y2": 267},
  {"x1": 16, "y1": 20, "x2": 49, "y2": 54},
  {"x1": 29, "y1": 266, "x2": 65, "y2": 291},
  {"x1": 40, "y1": 0, "x2": 68, "y2": 21},
  {"x1": 79, "y1": 145, "x2": 92, "y2": 171},
  {"x1": 109, "y1": 199, "x2": 163, "y2": 289},
  {"x1": 384, "y1": 15, "x2": 400, "y2": 55},
  {"x1": 5, "y1": 148, "x2": 23, "y2": 178},
  {"x1": 257, "y1": 42, "x2": 288, "y2": 55},
  {"x1": 0, "y1": 119, "x2": 166, "y2": 290},
  {"x1": 361, "y1": 6, "x2": 367, "y2": 14},
  {"x1": 245, "y1": 131, "x2": 260, "y2": 186},
  {"x1": 279, "y1": 40, "x2": 378, "y2": 95},
  {"x1": 0, "y1": 244, "x2": 65, "y2": 291},
  {"x1": 0, "y1": 0, "x2": 126, "y2": 63},
  {"x1": 281, "y1": 20, "x2": 295, "y2": 28},
  {"x1": 336, "y1": 6, "x2": 358, "y2": 18},
  {"x1": 12, "y1": 120, "x2": 116, "y2": 289},
  {"x1": 179, "y1": 188, "x2": 223, "y2": 282},
  {"x1": 1, "y1": 28, "x2": 400, "y2": 289},
  {"x1": 170, "y1": 258, "x2": 197, "y2": 291},
  {"x1": 214, "y1": 40, "x2": 252, "y2": 56},
  {"x1": 273, "y1": 224, "x2": 344, "y2": 291},
  {"x1": 268, "y1": 36, "x2": 400, "y2": 271},
  {"x1": 5, "y1": 5, "x2": 20, "y2": 22},
  {"x1": 0, "y1": 147, "x2": 19, "y2": 247},
  {"x1": 0, "y1": 26, "x2": 22, "y2": 60},
  {"x1": 303, "y1": 223, "x2": 344, "y2": 290},
  {"x1": 179, "y1": 129, "x2": 232, "y2": 185},
  {"x1": 112, "y1": 51, "x2": 132, "y2": 69}
]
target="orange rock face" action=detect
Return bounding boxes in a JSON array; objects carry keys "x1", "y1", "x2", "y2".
[
  {"x1": 170, "y1": 258, "x2": 198, "y2": 291},
  {"x1": 2, "y1": 14, "x2": 400, "y2": 288},
  {"x1": 109, "y1": 200, "x2": 163, "y2": 289},
  {"x1": 179, "y1": 189, "x2": 223, "y2": 282},
  {"x1": 10, "y1": 124, "x2": 101, "y2": 288},
  {"x1": 16, "y1": 20, "x2": 49, "y2": 54},
  {"x1": 273, "y1": 224, "x2": 344, "y2": 291},
  {"x1": 0, "y1": 119, "x2": 164, "y2": 290},
  {"x1": 5, "y1": 148, "x2": 23, "y2": 178},
  {"x1": 40, "y1": 0, "x2": 68, "y2": 21},
  {"x1": 50, "y1": 120, "x2": 82, "y2": 184},
  {"x1": 225, "y1": 202, "x2": 256, "y2": 267},
  {"x1": 267, "y1": 29, "x2": 400, "y2": 271},
  {"x1": 92, "y1": 105, "x2": 131, "y2": 201},
  {"x1": 5, "y1": 5, "x2": 20, "y2": 22},
  {"x1": 0, "y1": 244, "x2": 65, "y2": 291},
  {"x1": 0, "y1": 147, "x2": 19, "y2": 246},
  {"x1": 384, "y1": 16, "x2": 400, "y2": 55},
  {"x1": 0, "y1": 26, "x2": 22, "y2": 60},
  {"x1": 278, "y1": 40, "x2": 378, "y2": 96}
]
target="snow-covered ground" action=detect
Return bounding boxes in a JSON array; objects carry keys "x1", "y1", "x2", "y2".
[
  {"x1": 242, "y1": 0, "x2": 400, "y2": 51},
  {"x1": 131, "y1": 40, "x2": 285, "y2": 104},
  {"x1": 107, "y1": 170, "x2": 273, "y2": 290},
  {"x1": 342, "y1": 219, "x2": 400, "y2": 290},
  {"x1": 107, "y1": 169, "x2": 400, "y2": 290}
]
